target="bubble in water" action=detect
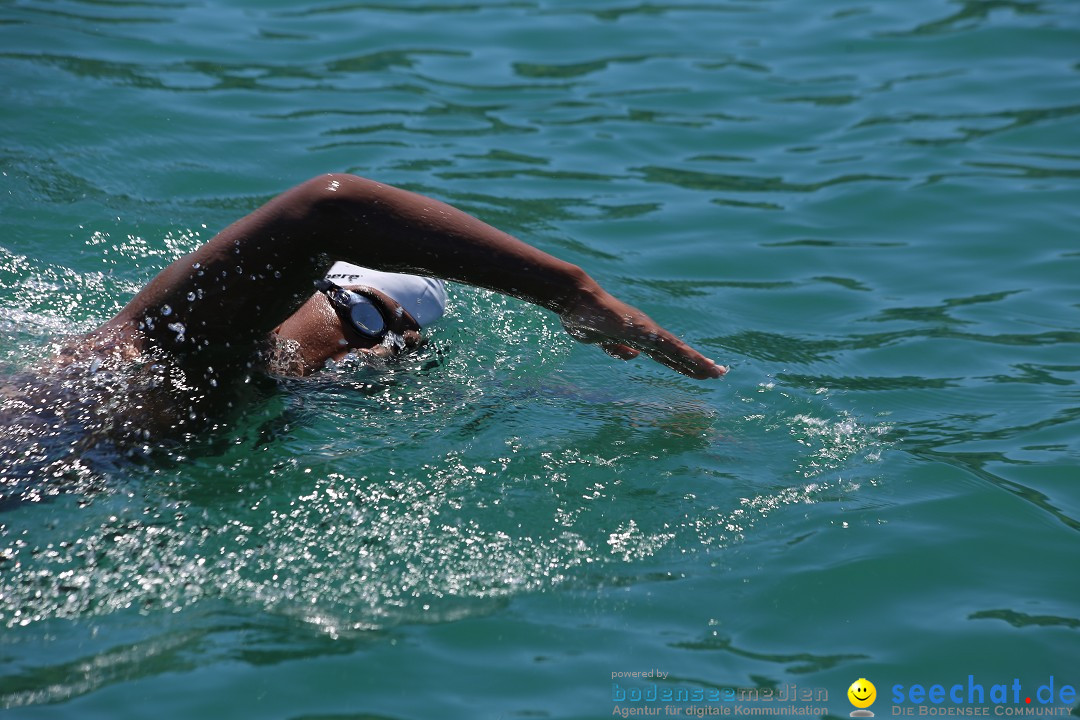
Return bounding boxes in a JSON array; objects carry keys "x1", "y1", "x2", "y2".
[{"x1": 382, "y1": 331, "x2": 406, "y2": 353}]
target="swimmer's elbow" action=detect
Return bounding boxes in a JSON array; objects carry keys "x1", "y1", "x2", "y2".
[{"x1": 287, "y1": 173, "x2": 390, "y2": 218}]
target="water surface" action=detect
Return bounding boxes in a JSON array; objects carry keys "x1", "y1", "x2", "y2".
[{"x1": 1, "y1": 0, "x2": 1078, "y2": 718}]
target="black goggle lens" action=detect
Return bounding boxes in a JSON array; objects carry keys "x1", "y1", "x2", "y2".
[
  {"x1": 349, "y1": 302, "x2": 387, "y2": 337},
  {"x1": 316, "y1": 279, "x2": 391, "y2": 340}
]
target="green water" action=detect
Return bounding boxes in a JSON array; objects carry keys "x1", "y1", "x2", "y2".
[{"x1": 1, "y1": 0, "x2": 1078, "y2": 718}]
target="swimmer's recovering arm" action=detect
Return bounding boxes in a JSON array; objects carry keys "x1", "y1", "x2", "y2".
[{"x1": 106, "y1": 173, "x2": 725, "y2": 379}]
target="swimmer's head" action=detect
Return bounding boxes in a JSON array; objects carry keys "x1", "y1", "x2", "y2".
[{"x1": 269, "y1": 265, "x2": 441, "y2": 376}]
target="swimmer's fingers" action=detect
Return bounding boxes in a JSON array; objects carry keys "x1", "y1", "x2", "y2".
[
  {"x1": 635, "y1": 329, "x2": 727, "y2": 380},
  {"x1": 560, "y1": 291, "x2": 726, "y2": 379},
  {"x1": 354, "y1": 345, "x2": 389, "y2": 359},
  {"x1": 600, "y1": 343, "x2": 639, "y2": 361},
  {"x1": 355, "y1": 330, "x2": 424, "y2": 360}
]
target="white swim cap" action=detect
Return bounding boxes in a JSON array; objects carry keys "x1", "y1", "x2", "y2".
[{"x1": 325, "y1": 262, "x2": 447, "y2": 328}]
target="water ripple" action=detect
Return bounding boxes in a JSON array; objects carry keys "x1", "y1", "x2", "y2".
[
  {"x1": 2, "y1": 0, "x2": 1079, "y2": 709},
  {"x1": 634, "y1": 166, "x2": 904, "y2": 194},
  {"x1": 853, "y1": 104, "x2": 1080, "y2": 147},
  {"x1": 884, "y1": 0, "x2": 1048, "y2": 36}
]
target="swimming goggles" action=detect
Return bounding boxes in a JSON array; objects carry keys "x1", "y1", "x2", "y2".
[{"x1": 315, "y1": 278, "x2": 391, "y2": 341}]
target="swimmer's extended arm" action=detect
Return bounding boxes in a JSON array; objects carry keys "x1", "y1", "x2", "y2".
[{"x1": 106, "y1": 174, "x2": 725, "y2": 379}]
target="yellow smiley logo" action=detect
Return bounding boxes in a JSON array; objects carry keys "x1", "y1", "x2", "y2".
[{"x1": 848, "y1": 678, "x2": 877, "y2": 711}]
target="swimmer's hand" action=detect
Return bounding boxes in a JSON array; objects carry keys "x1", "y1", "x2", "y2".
[
  {"x1": 559, "y1": 286, "x2": 727, "y2": 380},
  {"x1": 353, "y1": 330, "x2": 424, "y2": 360}
]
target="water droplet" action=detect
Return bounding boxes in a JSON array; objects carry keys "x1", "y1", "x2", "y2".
[
  {"x1": 187, "y1": 292, "x2": 196, "y2": 302},
  {"x1": 383, "y1": 331, "x2": 406, "y2": 352},
  {"x1": 161, "y1": 305, "x2": 172, "y2": 316}
]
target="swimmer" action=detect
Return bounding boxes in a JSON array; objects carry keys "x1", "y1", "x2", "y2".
[
  {"x1": 1, "y1": 174, "x2": 725, "y2": 501},
  {"x1": 84, "y1": 173, "x2": 726, "y2": 381}
]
